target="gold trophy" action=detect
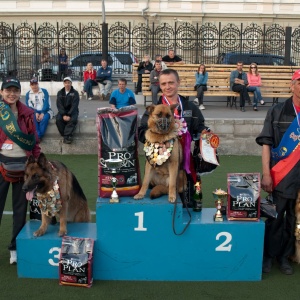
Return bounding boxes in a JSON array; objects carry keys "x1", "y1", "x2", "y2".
[
  {"x1": 105, "y1": 158, "x2": 124, "y2": 203},
  {"x1": 212, "y1": 189, "x2": 227, "y2": 222}
]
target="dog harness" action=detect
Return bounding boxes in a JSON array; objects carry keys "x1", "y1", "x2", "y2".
[
  {"x1": 36, "y1": 178, "x2": 62, "y2": 217},
  {"x1": 144, "y1": 139, "x2": 174, "y2": 167}
]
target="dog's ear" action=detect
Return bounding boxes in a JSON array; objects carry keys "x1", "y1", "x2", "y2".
[
  {"x1": 146, "y1": 105, "x2": 156, "y2": 115},
  {"x1": 26, "y1": 155, "x2": 36, "y2": 165},
  {"x1": 37, "y1": 153, "x2": 48, "y2": 168}
]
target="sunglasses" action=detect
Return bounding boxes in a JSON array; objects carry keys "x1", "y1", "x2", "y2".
[{"x1": 251, "y1": 66, "x2": 257, "y2": 69}]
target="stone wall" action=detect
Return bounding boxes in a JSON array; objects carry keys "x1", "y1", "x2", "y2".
[{"x1": 40, "y1": 117, "x2": 263, "y2": 156}]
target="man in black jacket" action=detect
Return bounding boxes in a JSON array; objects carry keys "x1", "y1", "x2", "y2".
[
  {"x1": 138, "y1": 68, "x2": 209, "y2": 207},
  {"x1": 56, "y1": 77, "x2": 79, "y2": 144},
  {"x1": 256, "y1": 69, "x2": 300, "y2": 275}
]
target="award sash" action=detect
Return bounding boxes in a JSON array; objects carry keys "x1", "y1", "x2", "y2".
[
  {"x1": 270, "y1": 112, "x2": 300, "y2": 188},
  {"x1": 271, "y1": 112, "x2": 300, "y2": 162},
  {"x1": 0, "y1": 101, "x2": 36, "y2": 151}
]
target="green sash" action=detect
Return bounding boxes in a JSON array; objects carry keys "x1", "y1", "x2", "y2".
[{"x1": 0, "y1": 101, "x2": 36, "y2": 151}]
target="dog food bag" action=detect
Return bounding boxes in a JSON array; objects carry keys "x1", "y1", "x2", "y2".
[
  {"x1": 59, "y1": 236, "x2": 94, "y2": 288},
  {"x1": 97, "y1": 106, "x2": 141, "y2": 198},
  {"x1": 227, "y1": 173, "x2": 261, "y2": 221}
]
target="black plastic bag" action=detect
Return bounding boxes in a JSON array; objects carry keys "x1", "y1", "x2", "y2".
[{"x1": 260, "y1": 194, "x2": 277, "y2": 219}]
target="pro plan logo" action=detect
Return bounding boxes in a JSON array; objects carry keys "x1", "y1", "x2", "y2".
[{"x1": 232, "y1": 193, "x2": 255, "y2": 207}]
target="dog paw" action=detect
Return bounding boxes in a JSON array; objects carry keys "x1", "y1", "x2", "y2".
[
  {"x1": 58, "y1": 230, "x2": 67, "y2": 237},
  {"x1": 133, "y1": 194, "x2": 144, "y2": 200},
  {"x1": 33, "y1": 229, "x2": 45, "y2": 237},
  {"x1": 168, "y1": 196, "x2": 176, "y2": 203}
]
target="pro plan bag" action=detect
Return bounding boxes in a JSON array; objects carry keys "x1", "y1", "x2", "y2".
[
  {"x1": 59, "y1": 236, "x2": 94, "y2": 288},
  {"x1": 97, "y1": 106, "x2": 141, "y2": 198},
  {"x1": 227, "y1": 173, "x2": 261, "y2": 221}
]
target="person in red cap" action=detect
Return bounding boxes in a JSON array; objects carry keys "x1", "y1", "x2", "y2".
[
  {"x1": 256, "y1": 69, "x2": 300, "y2": 275},
  {"x1": 0, "y1": 77, "x2": 40, "y2": 265}
]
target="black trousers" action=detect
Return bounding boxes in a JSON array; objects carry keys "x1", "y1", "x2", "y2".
[
  {"x1": 232, "y1": 84, "x2": 250, "y2": 107},
  {"x1": 56, "y1": 114, "x2": 78, "y2": 138},
  {"x1": 0, "y1": 155, "x2": 28, "y2": 251},
  {"x1": 264, "y1": 191, "x2": 296, "y2": 259}
]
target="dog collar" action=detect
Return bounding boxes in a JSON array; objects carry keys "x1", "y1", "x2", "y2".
[
  {"x1": 144, "y1": 139, "x2": 174, "y2": 167},
  {"x1": 36, "y1": 178, "x2": 62, "y2": 217}
]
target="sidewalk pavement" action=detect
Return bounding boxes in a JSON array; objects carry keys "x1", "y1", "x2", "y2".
[{"x1": 74, "y1": 94, "x2": 270, "y2": 120}]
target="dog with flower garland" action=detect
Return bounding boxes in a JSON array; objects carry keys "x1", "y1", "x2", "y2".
[
  {"x1": 22, "y1": 153, "x2": 90, "y2": 237},
  {"x1": 134, "y1": 104, "x2": 187, "y2": 202}
]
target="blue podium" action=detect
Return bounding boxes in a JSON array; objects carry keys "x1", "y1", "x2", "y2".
[{"x1": 17, "y1": 193, "x2": 264, "y2": 281}]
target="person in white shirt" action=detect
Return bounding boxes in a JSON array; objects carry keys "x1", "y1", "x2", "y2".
[{"x1": 25, "y1": 78, "x2": 53, "y2": 140}]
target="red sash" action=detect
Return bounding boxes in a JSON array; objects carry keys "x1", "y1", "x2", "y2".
[{"x1": 271, "y1": 145, "x2": 300, "y2": 188}]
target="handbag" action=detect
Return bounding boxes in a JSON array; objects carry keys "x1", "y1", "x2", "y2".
[{"x1": 0, "y1": 162, "x2": 26, "y2": 183}]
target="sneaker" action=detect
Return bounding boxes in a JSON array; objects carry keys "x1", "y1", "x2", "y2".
[
  {"x1": 10, "y1": 250, "x2": 17, "y2": 265},
  {"x1": 199, "y1": 104, "x2": 205, "y2": 110},
  {"x1": 253, "y1": 106, "x2": 258, "y2": 111},
  {"x1": 87, "y1": 97, "x2": 92, "y2": 101},
  {"x1": 193, "y1": 98, "x2": 199, "y2": 105},
  {"x1": 260, "y1": 100, "x2": 265, "y2": 105},
  {"x1": 279, "y1": 257, "x2": 293, "y2": 275},
  {"x1": 240, "y1": 107, "x2": 245, "y2": 112},
  {"x1": 262, "y1": 256, "x2": 272, "y2": 273},
  {"x1": 63, "y1": 136, "x2": 72, "y2": 144}
]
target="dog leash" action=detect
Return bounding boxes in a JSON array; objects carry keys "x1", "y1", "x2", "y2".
[{"x1": 171, "y1": 141, "x2": 192, "y2": 235}]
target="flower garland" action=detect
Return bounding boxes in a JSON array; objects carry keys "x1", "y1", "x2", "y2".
[
  {"x1": 174, "y1": 118, "x2": 187, "y2": 137},
  {"x1": 36, "y1": 178, "x2": 62, "y2": 217},
  {"x1": 144, "y1": 139, "x2": 174, "y2": 167}
]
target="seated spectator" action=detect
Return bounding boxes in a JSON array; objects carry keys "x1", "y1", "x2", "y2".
[
  {"x1": 230, "y1": 61, "x2": 250, "y2": 112},
  {"x1": 109, "y1": 78, "x2": 136, "y2": 109},
  {"x1": 151, "y1": 54, "x2": 167, "y2": 70},
  {"x1": 193, "y1": 63, "x2": 208, "y2": 110},
  {"x1": 58, "y1": 48, "x2": 68, "y2": 81},
  {"x1": 96, "y1": 59, "x2": 113, "y2": 101},
  {"x1": 25, "y1": 78, "x2": 53, "y2": 140},
  {"x1": 162, "y1": 49, "x2": 184, "y2": 65},
  {"x1": 135, "y1": 54, "x2": 153, "y2": 95},
  {"x1": 83, "y1": 62, "x2": 98, "y2": 101},
  {"x1": 150, "y1": 60, "x2": 163, "y2": 104},
  {"x1": 40, "y1": 47, "x2": 53, "y2": 81},
  {"x1": 247, "y1": 62, "x2": 265, "y2": 111},
  {"x1": 56, "y1": 77, "x2": 79, "y2": 144}
]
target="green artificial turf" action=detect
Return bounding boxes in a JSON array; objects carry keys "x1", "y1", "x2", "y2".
[{"x1": 1, "y1": 154, "x2": 300, "y2": 300}]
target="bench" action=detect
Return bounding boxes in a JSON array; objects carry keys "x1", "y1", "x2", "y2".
[{"x1": 132, "y1": 64, "x2": 299, "y2": 107}]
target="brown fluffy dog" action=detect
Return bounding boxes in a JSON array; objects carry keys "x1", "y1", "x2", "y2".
[
  {"x1": 134, "y1": 104, "x2": 186, "y2": 202},
  {"x1": 293, "y1": 189, "x2": 300, "y2": 263},
  {"x1": 22, "y1": 153, "x2": 90, "y2": 237}
]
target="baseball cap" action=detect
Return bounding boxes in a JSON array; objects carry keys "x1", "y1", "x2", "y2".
[
  {"x1": 30, "y1": 77, "x2": 38, "y2": 84},
  {"x1": 292, "y1": 69, "x2": 300, "y2": 81},
  {"x1": 1, "y1": 77, "x2": 21, "y2": 90},
  {"x1": 63, "y1": 76, "x2": 72, "y2": 83}
]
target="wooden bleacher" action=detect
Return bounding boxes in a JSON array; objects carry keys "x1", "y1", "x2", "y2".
[{"x1": 132, "y1": 63, "x2": 298, "y2": 107}]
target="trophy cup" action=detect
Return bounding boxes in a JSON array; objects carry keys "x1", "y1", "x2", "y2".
[
  {"x1": 105, "y1": 158, "x2": 124, "y2": 203},
  {"x1": 212, "y1": 189, "x2": 227, "y2": 222}
]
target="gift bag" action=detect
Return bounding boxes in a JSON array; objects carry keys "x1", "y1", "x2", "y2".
[
  {"x1": 96, "y1": 106, "x2": 141, "y2": 198},
  {"x1": 227, "y1": 173, "x2": 260, "y2": 221},
  {"x1": 59, "y1": 236, "x2": 94, "y2": 288}
]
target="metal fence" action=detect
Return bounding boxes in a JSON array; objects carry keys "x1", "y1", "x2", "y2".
[{"x1": 1, "y1": 21, "x2": 300, "y2": 81}]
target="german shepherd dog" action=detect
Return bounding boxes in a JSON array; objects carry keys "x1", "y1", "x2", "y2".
[
  {"x1": 134, "y1": 104, "x2": 186, "y2": 202},
  {"x1": 22, "y1": 153, "x2": 91, "y2": 237}
]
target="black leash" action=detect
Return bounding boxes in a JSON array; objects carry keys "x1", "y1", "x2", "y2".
[{"x1": 172, "y1": 138, "x2": 192, "y2": 235}]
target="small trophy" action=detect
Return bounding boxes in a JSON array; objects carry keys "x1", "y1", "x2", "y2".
[
  {"x1": 212, "y1": 189, "x2": 227, "y2": 222},
  {"x1": 105, "y1": 158, "x2": 123, "y2": 203}
]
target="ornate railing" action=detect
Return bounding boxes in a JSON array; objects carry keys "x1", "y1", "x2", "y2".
[{"x1": 0, "y1": 21, "x2": 299, "y2": 80}]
